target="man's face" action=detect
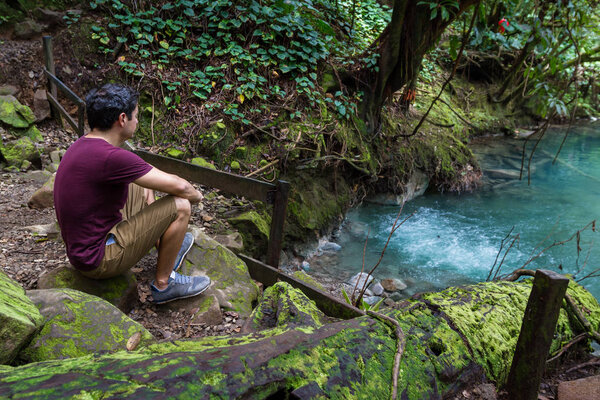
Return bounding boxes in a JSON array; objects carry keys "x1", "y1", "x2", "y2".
[{"x1": 122, "y1": 105, "x2": 139, "y2": 139}]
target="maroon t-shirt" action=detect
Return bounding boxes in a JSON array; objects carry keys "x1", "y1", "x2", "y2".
[{"x1": 54, "y1": 137, "x2": 152, "y2": 271}]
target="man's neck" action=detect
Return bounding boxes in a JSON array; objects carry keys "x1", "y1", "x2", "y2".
[{"x1": 85, "y1": 129, "x2": 124, "y2": 147}]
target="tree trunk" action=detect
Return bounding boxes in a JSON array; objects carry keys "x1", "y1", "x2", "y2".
[{"x1": 359, "y1": 0, "x2": 480, "y2": 132}]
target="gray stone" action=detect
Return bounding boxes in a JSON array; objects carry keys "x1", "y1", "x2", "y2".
[
  {"x1": 20, "y1": 159, "x2": 31, "y2": 171},
  {"x1": 372, "y1": 282, "x2": 384, "y2": 296},
  {"x1": 33, "y1": 89, "x2": 50, "y2": 122},
  {"x1": 363, "y1": 296, "x2": 382, "y2": 306},
  {"x1": 0, "y1": 271, "x2": 45, "y2": 364},
  {"x1": 485, "y1": 169, "x2": 520, "y2": 180},
  {"x1": 37, "y1": 265, "x2": 138, "y2": 313},
  {"x1": 27, "y1": 172, "x2": 55, "y2": 209},
  {"x1": 23, "y1": 222, "x2": 60, "y2": 239},
  {"x1": 13, "y1": 19, "x2": 43, "y2": 40},
  {"x1": 381, "y1": 278, "x2": 407, "y2": 292},
  {"x1": 191, "y1": 295, "x2": 222, "y2": 326},
  {"x1": 367, "y1": 169, "x2": 429, "y2": 205},
  {"x1": 318, "y1": 240, "x2": 341, "y2": 252},
  {"x1": 49, "y1": 150, "x2": 61, "y2": 164},
  {"x1": 0, "y1": 85, "x2": 18, "y2": 96},
  {"x1": 20, "y1": 289, "x2": 154, "y2": 363},
  {"x1": 347, "y1": 272, "x2": 373, "y2": 290},
  {"x1": 301, "y1": 261, "x2": 310, "y2": 271},
  {"x1": 213, "y1": 232, "x2": 244, "y2": 253},
  {"x1": 33, "y1": 8, "x2": 65, "y2": 28}
]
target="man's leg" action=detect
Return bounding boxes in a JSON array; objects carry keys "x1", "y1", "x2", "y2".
[{"x1": 153, "y1": 197, "x2": 191, "y2": 290}]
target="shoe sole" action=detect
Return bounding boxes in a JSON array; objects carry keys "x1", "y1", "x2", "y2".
[
  {"x1": 152, "y1": 281, "x2": 211, "y2": 305},
  {"x1": 173, "y1": 233, "x2": 194, "y2": 272}
]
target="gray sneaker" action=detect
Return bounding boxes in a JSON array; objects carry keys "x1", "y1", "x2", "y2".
[
  {"x1": 173, "y1": 232, "x2": 194, "y2": 272},
  {"x1": 151, "y1": 272, "x2": 211, "y2": 304}
]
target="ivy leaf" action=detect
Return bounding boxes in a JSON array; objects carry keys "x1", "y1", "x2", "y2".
[{"x1": 159, "y1": 40, "x2": 169, "y2": 49}]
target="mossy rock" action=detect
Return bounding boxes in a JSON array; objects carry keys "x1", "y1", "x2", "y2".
[
  {"x1": 0, "y1": 136, "x2": 40, "y2": 167},
  {"x1": 191, "y1": 156, "x2": 216, "y2": 170},
  {"x1": 0, "y1": 280, "x2": 598, "y2": 398},
  {"x1": 165, "y1": 148, "x2": 184, "y2": 159},
  {"x1": 0, "y1": 95, "x2": 35, "y2": 129},
  {"x1": 228, "y1": 210, "x2": 271, "y2": 259},
  {"x1": 291, "y1": 270, "x2": 325, "y2": 291},
  {"x1": 19, "y1": 289, "x2": 155, "y2": 363},
  {"x1": 36, "y1": 265, "x2": 138, "y2": 313},
  {"x1": 176, "y1": 227, "x2": 260, "y2": 318},
  {"x1": 0, "y1": 271, "x2": 44, "y2": 365},
  {"x1": 243, "y1": 282, "x2": 326, "y2": 333}
]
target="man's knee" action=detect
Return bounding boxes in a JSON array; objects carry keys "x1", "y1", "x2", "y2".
[{"x1": 174, "y1": 197, "x2": 191, "y2": 217}]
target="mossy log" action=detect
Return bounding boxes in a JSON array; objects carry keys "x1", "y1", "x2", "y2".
[{"x1": 1, "y1": 280, "x2": 598, "y2": 399}]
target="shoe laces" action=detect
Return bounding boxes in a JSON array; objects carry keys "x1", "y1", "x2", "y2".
[{"x1": 170, "y1": 271, "x2": 191, "y2": 284}]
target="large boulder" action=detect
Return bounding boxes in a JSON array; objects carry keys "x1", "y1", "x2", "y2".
[
  {"x1": 170, "y1": 227, "x2": 260, "y2": 318},
  {"x1": 19, "y1": 289, "x2": 155, "y2": 363},
  {"x1": 37, "y1": 265, "x2": 138, "y2": 313},
  {"x1": 0, "y1": 95, "x2": 36, "y2": 128},
  {"x1": 228, "y1": 210, "x2": 270, "y2": 259},
  {"x1": 0, "y1": 271, "x2": 44, "y2": 364}
]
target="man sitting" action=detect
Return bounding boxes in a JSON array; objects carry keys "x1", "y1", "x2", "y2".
[{"x1": 54, "y1": 83, "x2": 210, "y2": 304}]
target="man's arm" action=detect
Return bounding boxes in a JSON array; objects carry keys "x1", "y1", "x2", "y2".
[{"x1": 134, "y1": 167, "x2": 203, "y2": 203}]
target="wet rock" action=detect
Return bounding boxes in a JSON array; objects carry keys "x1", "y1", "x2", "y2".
[
  {"x1": 485, "y1": 169, "x2": 520, "y2": 180},
  {"x1": 0, "y1": 271, "x2": 44, "y2": 364},
  {"x1": 20, "y1": 289, "x2": 154, "y2": 363},
  {"x1": 372, "y1": 282, "x2": 384, "y2": 296},
  {"x1": 27, "y1": 172, "x2": 55, "y2": 209},
  {"x1": 348, "y1": 272, "x2": 373, "y2": 289},
  {"x1": 37, "y1": 264, "x2": 138, "y2": 313},
  {"x1": 381, "y1": 278, "x2": 407, "y2": 292},
  {"x1": 318, "y1": 240, "x2": 341, "y2": 252}
]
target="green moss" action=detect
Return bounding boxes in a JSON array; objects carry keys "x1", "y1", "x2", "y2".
[
  {"x1": 228, "y1": 210, "x2": 271, "y2": 258},
  {"x1": 165, "y1": 148, "x2": 185, "y2": 159},
  {"x1": 191, "y1": 156, "x2": 216, "y2": 170},
  {"x1": 230, "y1": 160, "x2": 240, "y2": 170},
  {"x1": 0, "y1": 95, "x2": 35, "y2": 128},
  {"x1": 0, "y1": 136, "x2": 40, "y2": 166},
  {"x1": 291, "y1": 270, "x2": 325, "y2": 291}
]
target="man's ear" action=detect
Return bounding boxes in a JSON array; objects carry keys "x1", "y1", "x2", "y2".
[{"x1": 118, "y1": 112, "x2": 128, "y2": 127}]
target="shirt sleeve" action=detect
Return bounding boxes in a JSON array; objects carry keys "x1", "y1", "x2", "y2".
[{"x1": 104, "y1": 147, "x2": 153, "y2": 184}]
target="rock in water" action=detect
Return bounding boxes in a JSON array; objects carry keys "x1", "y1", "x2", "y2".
[
  {"x1": 348, "y1": 272, "x2": 373, "y2": 290},
  {"x1": 372, "y1": 282, "x2": 384, "y2": 296},
  {"x1": 318, "y1": 240, "x2": 341, "y2": 252}
]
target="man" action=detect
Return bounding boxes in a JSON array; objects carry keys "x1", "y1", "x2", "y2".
[{"x1": 54, "y1": 83, "x2": 210, "y2": 304}]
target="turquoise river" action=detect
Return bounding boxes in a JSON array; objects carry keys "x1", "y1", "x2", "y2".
[{"x1": 313, "y1": 123, "x2": 600, "y2": 301}]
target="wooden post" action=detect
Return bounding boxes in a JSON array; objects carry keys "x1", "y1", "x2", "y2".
[
  {"x1": 42, "y1": 36, "x2": 61, "y2": 124},
  {"x1": 266, "y1": 180, "x2": 290, "y2": 268},
  {"x1": 506, "y1": 269, "x2": 569, "y2": 400}
]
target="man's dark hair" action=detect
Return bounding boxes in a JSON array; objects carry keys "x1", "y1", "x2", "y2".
[{"x1": 85, "y1": 83, "x2": 139, "y2": 131}]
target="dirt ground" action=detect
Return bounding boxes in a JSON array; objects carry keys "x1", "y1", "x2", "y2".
[{"x1": 1, "y1": 34, "x2": 599, "y2": 399}]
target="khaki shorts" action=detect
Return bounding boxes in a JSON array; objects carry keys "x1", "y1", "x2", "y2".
[{"x1": 81, "y1": 183, "x2": 177, "y2": 279}]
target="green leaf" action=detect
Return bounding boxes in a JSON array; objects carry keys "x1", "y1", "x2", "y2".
[{"x1": 159, "y1": 40, "x2": 169, "y2": 49}]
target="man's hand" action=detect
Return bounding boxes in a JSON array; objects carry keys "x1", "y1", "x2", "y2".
[{"x1": 134, "y1": 167, "x2": 202, "y2": 203}]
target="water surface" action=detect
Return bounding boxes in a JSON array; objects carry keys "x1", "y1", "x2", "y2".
[{"x1": 313, "y1": 123, "x2": 600, "y2": 300}]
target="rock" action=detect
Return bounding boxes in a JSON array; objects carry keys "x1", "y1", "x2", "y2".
[
  {"x1": 514, "y1": 129, "x2": 535, "y2": 139},
  {"x1": 0, "y1": 136, "x2": 41, "y2": 167},
  {"x1": 27, "y1": 172, "x2": 55, "y2": 209},
  {"x1": 228, "y1": 210, "x2": 271, "y2": 259},
  {"x1": 301, "y1": 260, "x2": 310, "y2": 271},
  {"x1": 372, "y1": 282, "x2": 384, "y2": 296},
  {"x1": 470, "y1": 383, "x2": 498, "y2": 399},
  {"x1": 49, "y1": 149, "x2": 61, "y2": 164},
  {"x1": 20, "y1": 289, "x2": 154, "y2": 363},
  {"x1": 23, "y1": 222, "x2": 60, "y2": 239},
  {"x1": 0, "y1": 85, "x2": 18, "y2": 96},
  {"x1": 557, "y1": 375, "x2": 600, "y2": 400},
  {"x1": 347, "y1": 272, "x2": 373, "y2": 290},
  {"x1": 25, "y1": 169, "x2": 53, "y2": 184},
  {"x1": 165, "y1": 148, "x2": 184, "y2": 159},
  {"x1": 381, "y1": 278, "x2": 407, "y2": 292},
  {"x1": 485, "y1": 169, "x2": 520, "y2": 180},
  {"x1": 213, "y1": 232, "x2": 244, "y2": 253},
  {"x1": 37, "y1": 265, "x2": 138, "y2": 313},
  {"x1": 191, "y1": 156, "x2": 216, "y2": 170},
  {"x1": 363, "y1": 296, "x2": 382, "y2": 306},
  {"x1": 33, "y1": 89, "x2": 50, "y2": 122},
  {"x1": 0, "y1": 271, "x2": 45, "y2": 364},
  {"x1": 15, "y1": 125, "x2": 43, "y2": 142},
  {"x1": 13, "y1": 19, "x2": 44, "y2": 40},
  {"x1": 20, "y1": 159, "x2": 32, "y2": 171},
  {"x1": 168, "y1": 226, "x2": 260, "y2": 318},
  {"x1": 0, "y1": 95, "x2": 36, "y2": 128},
  {"x1": 230, "y1": 160, "x2": 240, "y2": 170},
  {"x1": 291, "y1": 270, "x2": 325, "y2": 291},
  {"x1": 191, "y1": 295, "x2": 222, "y2": 326},
  {"x1": 318, "y1": 240, "x2": 341, "y2": 252},
  {"x1": 367, "y1": 169, "x2": 429, "y2": 205},
  {"x1": 243, "y1": 282, "x2": 325, "y2": 333},
  {"x1": 33, "y1": 8, "x2": 65, "y2": 28}
]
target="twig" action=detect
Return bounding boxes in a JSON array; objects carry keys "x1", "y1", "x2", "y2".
[
  {"x1": 245, "y1": 159, "x2": 279, "y2": 178},
  {"x1": 486, "y1": 226, "x2": 515, "y2": 281},
  {"x1": 492, "y1": 234, "x2": 520, "y2": 281},
  {"x1": 351, "y1": 228, "x2": 370, "y2": 303},
  {"x1": 565, "y1": 357, "x2": 600, "y2": 374},
  {"x1": 546, "y1": 332, "x2": 589, "y2": 364},
  {"x1": 577, "y1": 266, "x2": 600, "y2": 283},
  {"x1": 367, "y1": 310, "x2": 405, "y2": 400},
  {"x1": 503, "y1": 268, "x2": 535, "y2": 281}
]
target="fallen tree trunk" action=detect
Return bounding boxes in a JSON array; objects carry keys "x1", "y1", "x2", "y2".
[{"x1": 1, "y1": 279, "x2": 598, "y2": 399}]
